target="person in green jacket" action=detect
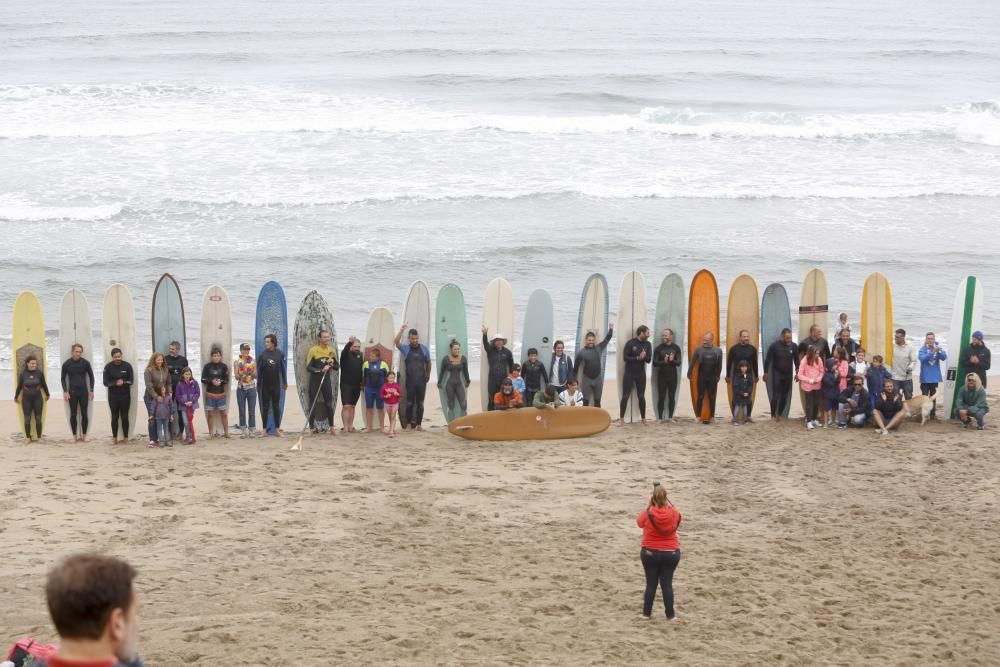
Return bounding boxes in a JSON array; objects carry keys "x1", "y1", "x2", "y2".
[
  {"x1": 957, "y1": 372, "x2": 989, "y2": 430},
  {"x1": 533, "y1": 384, "x2": 564, "y2": 409}
]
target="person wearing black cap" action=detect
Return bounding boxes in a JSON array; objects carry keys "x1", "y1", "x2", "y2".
[{"x1": 962, "y1": 331, "x2": 991, "y2": 388}]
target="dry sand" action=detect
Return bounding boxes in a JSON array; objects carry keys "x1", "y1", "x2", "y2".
[{"x1": 1, "y1": 381, "x2": 998, "y2": 665}]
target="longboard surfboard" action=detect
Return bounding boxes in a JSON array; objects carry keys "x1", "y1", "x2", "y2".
[
  {"x1": 13, "y1": 291, "x2": 47, "y2": 439},
  {"x1": 60, "y1": 289, "x2": 94, "y2": 437},
  {"x1": 480, "y1": 278, "x2": 515, "y2": 412},
  {"x1": 616, "y1": 271, "x2": 648, "y2": 423},
  {"x1": 102, "y1": 284, "x2": 139, "y2": 438},
  {"x1": 688, "y1": 269, "x2": 720, "y2": 422},
  {"x1": 726, "y1": 274, "x2": 760, "y2": 413},
  {"x1": 256, "y1": 281, "x2": 288, "y2": 433},
  {"x1": 652, "y1": 274, "x2": 684, "y2": 420},
  {"x1": 436, "y1": 283, "x2": 468, "y2": 424},
  {"x1": 943, "y1": 276, "x2": 984, "y2": 419},
  {"x1": 761, "y1": 282, "x2": 792, "y2": 417},
  {"x1": 449, "y1": 406, "x2": 610, "y2": 441}
]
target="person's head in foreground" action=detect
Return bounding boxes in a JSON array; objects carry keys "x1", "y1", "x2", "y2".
[{"x1": 46, "y1": 553, "x2": 141, "y2": 665}]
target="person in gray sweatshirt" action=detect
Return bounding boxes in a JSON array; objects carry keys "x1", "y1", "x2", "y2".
[{"x1": 891, "y1": 328, "x2": 917, "y2": 399}]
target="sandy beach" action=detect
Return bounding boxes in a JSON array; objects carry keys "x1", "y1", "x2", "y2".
[{"x1": 1, "y1": 381, "x2": 998, "y2": 665}]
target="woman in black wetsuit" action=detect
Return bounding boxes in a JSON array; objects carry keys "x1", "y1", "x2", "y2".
[
  {"x1": 339, "y1": 336, "x2": 363, "y2": 433},
  {"x1": 15, "y1": 355, "x2": 50, "y2": 441}
]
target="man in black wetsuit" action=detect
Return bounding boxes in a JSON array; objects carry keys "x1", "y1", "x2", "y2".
[
  {"x1": 763, "y1": 328, "x2": 799, "y2": 421},
  {"x1": 257, "y1": 333, "x2": 287, "y2": 436},
  {"x1": 339, "y1": 336, "x2": 363, "y2": 432},
  {"x1": 575, "y1": 324, "x2": 613, "y2": 407},
  {"x1": 688, "y1": 332, "x2": 723, "y2": 424},
  {"x1": 61, "y1": 343, "x2": 95, "y2": 441},
  {"x1": 619, "y1": 325, "x2": 652, "y2": 423},
  {"x1": 726, "y1": 329, "x2": 759, "y2": 420},
  {"x1": 482, "y1": 326, "x2": 514, "y2": 411},
  {"x1": 394, "y1": 325, "x2": 432, "y2": 431},
  {"x1": 799, "y1": 324, "x2": 831, "y2": 362},
  {"x1": 652, "y1": 328, "x2": 682, "y2": 421},
  {"x1": 165, "y1": 341, "x2": 188, "y2": 439}
]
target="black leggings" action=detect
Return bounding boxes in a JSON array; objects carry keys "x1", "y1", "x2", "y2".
[
  {"x1": 22, "y1": 393, "x2": 44, "y2": 438},
  {"x1": 656, "y1": 369, "x2": 678, "y2": 419},
  {"x1": 695, "y1": 377, "x2": 718, "y2": 420},
  {"x1": 770, "y1": 373, "x2": 792, "y2": 417},
  {"x1": 308, "y1": 373, "x2": 333, "y2": 427},
  {"x1": 68, "y1": 390, "x2": 89, "y2": 435},
  {"x1": 259, "y1": 382, "x2": 282, "y2": 430},
  {"x1": 404, "y1": 380, "x2": 426, "y2": 428},
  {"x1": 640, "y1": 548, "x2": 681, "y2": 618},
  {"x1": 109, "y1": 393, "x2": 131, "y2": 438},
  {"x1": 803, "y1": 390, "x2": 821, "y2": 421},
  {"x1": 620, "y1": 367, "x2": 647, "y2": 419}
]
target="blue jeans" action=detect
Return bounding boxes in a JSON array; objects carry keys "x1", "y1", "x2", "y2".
[
  {"x1": 155, "y1": 418, "x2": 170, "y2": 443},
  {"x1": 640, "y1": 548, "x2": 680, "y2": 618},
  {"x1": 237, "y1": 386, "x2": 257, "y2": 429},
  {"x1": 144, "y1": 396, "x2": 157, "y2": 442},
  {"x1": 961, "y1": 409, "x2": 986, "y2": 427}
]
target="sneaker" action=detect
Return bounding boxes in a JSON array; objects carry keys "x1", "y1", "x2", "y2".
[
  {"x1": 838, "y1": 423, "x2": 847, "y2": 429},
  {"x1": 806, "y1": 421, "x2": 815, "y2": 430},
  {"x1": 148, "y1": 441, "x2": 159, "y2": 448},
  {"x1": 240, "y1": 428, "x2": 248, "y2": 439},
  {"x1": 978, "y1": 425, "x2": 985, "y2": 431},
  {"x1": 249, "y1": 427, "x2": 258, "y2": 437}
]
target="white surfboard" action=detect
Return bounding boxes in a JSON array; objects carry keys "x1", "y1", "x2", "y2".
[
  {"x1": 60, "y1": 289, "x2": 95, "y2": 437},
  {"x1": 480, "y1": 278, "x2": 515, "y2": 411},
  {"x1": 201, "y1": 285, "x2": 233, "y2": 435},
  {"x1": 943, "y1": 276, "x2": 984, "y2": 419},
  {"x1": 102, "y1": 284, "x2": 139, "y2": 438},
  {"x1": 616, "y1": 271, "x2": 648, "y2": 423}
]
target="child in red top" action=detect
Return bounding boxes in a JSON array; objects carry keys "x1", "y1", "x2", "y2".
[{"x1": 381, "y1": 371, "x2": 402, "y2": 437}]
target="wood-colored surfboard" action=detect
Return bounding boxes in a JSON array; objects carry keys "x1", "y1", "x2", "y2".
[
  {"x1": 797, "y1": 268, "x2": 828, "y2": 414},
  {"x1": 726, "y1": 274, "x2": 760, "y2": 412},
  {"x1": 449, "y1": 406, "x2": 611, "y2": 441}
]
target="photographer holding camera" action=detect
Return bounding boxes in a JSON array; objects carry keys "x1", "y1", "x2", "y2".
[{"x1": 636, "y1": 481, "x2": 682, "y2": 620}]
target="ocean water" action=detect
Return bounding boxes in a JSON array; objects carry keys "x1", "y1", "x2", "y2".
[{"x1": 1, "y1": 0, "x2": 999, "y2": 393}]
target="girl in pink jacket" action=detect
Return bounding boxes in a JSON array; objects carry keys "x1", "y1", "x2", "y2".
[{"x1": 797, "y1": 345, "x2": 824, "y2": 429}]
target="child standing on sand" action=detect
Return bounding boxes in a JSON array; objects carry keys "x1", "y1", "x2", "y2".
[
  {"x1": 381, "y1": 371, "x2": 402, "y2": 437},
  {"x1": 821, "y1": 358, "x2": 841, "y2": 428},
  {"x1": 152, "y1": 384, "x2": 174, "y2": 447},
  {"x1": 174, "y1": 367, "x2": 201, "y2": 445},
  {"x1": 731, "y1": 360, "x2": 753, "y2": 425}
]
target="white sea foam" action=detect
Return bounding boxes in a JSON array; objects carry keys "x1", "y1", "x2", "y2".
[{"x1": 0, "y1": 193, "x2": 124, "y2": 221}]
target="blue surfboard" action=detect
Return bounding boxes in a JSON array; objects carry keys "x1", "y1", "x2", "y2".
[{"x1": 256, "y1": 281, "x2": 288, "y2": 434}]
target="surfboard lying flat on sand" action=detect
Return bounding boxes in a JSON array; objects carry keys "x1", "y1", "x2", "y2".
[
  {"x1": 294, "y1": 291, "x2": 337, "y2": 419},
  {"x1": 102, "y1": 284, "x2": 138, "y2": 437},
  {"x1": 397, "y1": 280, "x2": 432, "y2": 419},
  {"x1": 943, "y1": 276, "x2": 984, "y2": 419},
  {"x1": 726, "y1": 274, "x2": 760, "y2": 412},
  {"x1": 798, "y1": 268, "x2": 828, "y2": 414},
  {"x1": 480, "y1": 278, "x2": 515, "y2": 412},
  {"x1": 436, "y1": 283, "x2": 468, "y2": 424},
  {"x1": 13, "y1": 291, "x2": 47, "y2": 438},
  {"x1": 616, "y1": 271, "x2": 648, "y2": 423},
  {"x1": 449, "y1": 406, "x2": 611, "y2": 441},
  {"x1": 256, "y1": 281, "x2": 287, "y2": 433},
  {"x1": 60, "y1": 289, "x2": 94, "y2": 437},
  {"x1": 152, "y1": 273, "x2": 186, "y2": 357},
  {"x1": 761, "y1": 282, "x2": 792, "y2": 417},
  {"x1": 688, "y1": 269, "x2": 720, "y2": 422},
  {"x1": 201, "y1": 285, "x2": 233, "y2": 435},
  {"x1": 521, "y1": 289, "x2": 554, "y2": 364},
  {"x1": 652, "y1": 273, "x2": 684, "y2": 420},
  {"x1": 860, "y1": 272, "x2": 893, "y2": 368},
  {"x1": 575, "y1": 273, "x2": 610, "y2": 388}
]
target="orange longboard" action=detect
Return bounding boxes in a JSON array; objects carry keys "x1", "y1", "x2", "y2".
[
  {"x1": 688, "y1": 269, "x2": 720, "y2": 421},
  {"x1": 448, "y1": 407, "x2": 611, "y2": 441}
]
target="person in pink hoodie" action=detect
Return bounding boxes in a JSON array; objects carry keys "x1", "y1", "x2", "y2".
[
  {"x1": 832, "y1": 346, "x2": 850, "y2": 392},
  {"x1": 797, "y1": 344, "x2": 825, "y2": 429},
  {"x1": 636, "y1": 482, "x2": 682, "y2": 620}
]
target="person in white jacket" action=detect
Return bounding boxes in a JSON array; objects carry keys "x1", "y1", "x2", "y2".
[
  {"x1": 559, "y1": 378, "x2": 585, "y2": 406},
  {"x1": 891, "y1": 328, "x2": 917, "y2": 399}
]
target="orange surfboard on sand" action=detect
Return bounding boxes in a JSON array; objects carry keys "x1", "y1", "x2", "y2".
[
  {"x1": 448, "y1": 407, "x2": 611, "y2": 441},
  {"x1": 688, "y1": 269, "x2": 720, "y2": 422}
]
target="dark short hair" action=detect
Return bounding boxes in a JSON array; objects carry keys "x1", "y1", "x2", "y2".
[
  {"x1": 527, "y1": 347, "x2": 538, "y2": 356},
  {"x1": 210, "y1": 346, "x2": 222, "y2": 356},
  {"x1": 408, "y1": 328, "x2": 418, "y2": 336},
  {"x1": 553, "y1": 340, "x2": 564, "y2": 349},
  {"x1": 46, "y1": 554, "x2": 136, "y2": 640},
  {"x1": 110, "y1": 347, "x2": 122, "y2": 357},
  {"x1": 585, "y1": 331, "x2": 596, "y2": 339},
  {"x1": 636, "y1": 325, "x2": 650, "y2": 336},
  {"x1": 512, "y1": 363, "x2": 521, "y2": 371},
  {"x1": 780, "y1": 328, "x2": 792, "y2": 336},
  {"x1": 895, "y1": 328, "x2": 906, "y2": 336},
  {"x1": 265, "y1": 334, "x2": 278, "y2": 346},
  {"x1": 169, "y1": 340, "x2": 181, "y2": 349}
]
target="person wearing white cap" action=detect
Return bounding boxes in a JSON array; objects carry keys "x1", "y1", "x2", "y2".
[
  {"x1": 961, "y1": 331, "x2": 990, "y2": 388},
  {"x1": 482, "y1": 325, "x2": 514, "y2": 411}
]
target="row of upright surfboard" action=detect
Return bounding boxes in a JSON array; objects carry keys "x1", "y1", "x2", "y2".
[{"x1": 9, "y1": 269, "x2": 985, "y2": 438}]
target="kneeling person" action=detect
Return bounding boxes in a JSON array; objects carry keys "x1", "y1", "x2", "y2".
[
  {"x1": 533, "y1": 384, "x2": 563, "y2": 409},
  {"x1": 837, "y1": 376, "x2": 871, "y2": 428},
  {"x1": 493, "y1": 377, "x2": 523, "y2": 410},
  {"x1": 559, "y1": 378, "x2": 584, "y2": 406},
  {"x1": 957, "y1": 372, "x2": 989, "y2": 430}
]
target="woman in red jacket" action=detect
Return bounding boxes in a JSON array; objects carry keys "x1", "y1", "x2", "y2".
[{"x1": 636, "y1": 482, "x2": 681, "y2": 620}]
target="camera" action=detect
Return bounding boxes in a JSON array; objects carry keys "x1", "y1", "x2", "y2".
[{"x1": 652, "y1": 481, "x2": 661, "y2": 487}]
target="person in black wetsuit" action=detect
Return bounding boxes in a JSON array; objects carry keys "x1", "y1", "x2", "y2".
[
  {"x1": 394, "y1": 325, "x2": 433, "y2": 431},
  {"x1": 520, "y1": 348, "x2": 548, "y2": 408},
  {"x1": 652, "y1": 328, "x2": 682, "y2": 421},
  {"x1": 762, "y1": 328, "x2": 799, "y2": 421},
  {"x1": 688, "y1": 332, "x2": 723, "y2": 424},
  {"x1": 339, "y1": 336, "x2": 363, "y2": 433},
  {"x1": 165, "y1": 341, "x2": 188, "y2": 439},
  {"x1": 482, "y1": 326, "x2": 514, "y2": 411},
  {"x1": 61, "y1": 343, "x2": 95, "y2": 441},
  {"x1": 619, "y1": 325, "x2": 652, "y2": 423},
  {"x1": 15, "y1": 355, "x2": 50, "y2": 441},
  {"x1": 257, "y1": 333, "x2": 288, "y2": 436},
  {"x1": 726, "y1": 329, "x2": 759, "y2": 419},
  {"x1": 576, "y1": 324, "x2": 613, "y2": 407},
  {"x1": 799, "y1": 325, "x2": 831, "y2": 362},
  {"x1": 103, "y1": 347, "x2": 134, "y2": 443},
  {"x1": 438, "y1": 339, "x2": 471, "y2": 421}
]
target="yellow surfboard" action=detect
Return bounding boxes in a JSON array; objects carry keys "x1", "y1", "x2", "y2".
[
  {"x1": 449, "y1": 406, "x2": 610, "y2": 441},
  {"x1": 861, "y1": 272, "x2": 893, "y2": 367},
  {"x1": 726, "y1": 274, "x2": 760, "y2": 411},
  {"x1": 12, "y1": 291, "x2": 47, "y2": 438}
]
